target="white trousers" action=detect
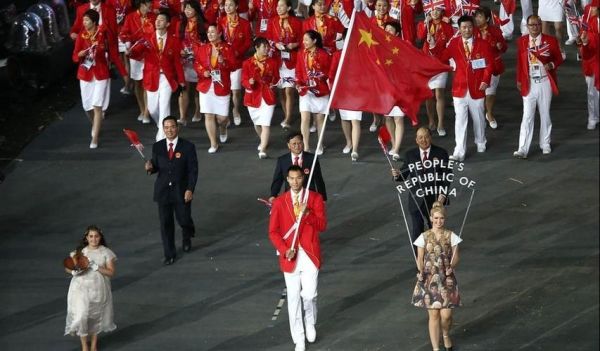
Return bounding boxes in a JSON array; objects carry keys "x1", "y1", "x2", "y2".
[
  {"x1": 499, "y1": 5, "x2": 514, "y2": 38},
  {"x1": 147, "y1": 74, "x2": 173, "y2": 141},
  {"x1": 283, "y1": 248, "x2": 318, "y2": 345},
  {"x1": 586, "y1": 76, "x2": 599, "y2": 125},
  {"x1": 452, "y1": 91, "x2": 486, "y2": 157},
  {"x1": 520, "y1": 0, "x2": 533, "y2": 35},
  {"x1": 517, "y1": 78, "x2": 553, "y2": 154}
]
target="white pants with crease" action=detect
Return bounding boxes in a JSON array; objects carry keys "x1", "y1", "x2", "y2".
[
  {"x1": 452, "y1": 91, "x2": 486, "y2": 157},
  {"x1": 283, "y1": 248, "x2": 318, "y2": 345},
  {"x1": 586, "y1": 76, "x2": 599, "y2": 126},
  {"x1": 147, "y1": 73, "x2": 173, "y2": 141},
  {"x1": 517, "y1": 78, "x2": 553, "y2": 154}
]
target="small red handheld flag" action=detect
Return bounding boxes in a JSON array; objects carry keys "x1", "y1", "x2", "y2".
[
  {"x1": 377, "y1": 125, "x2": 392, "y2": 152},
  {"x1": 123, "y1": 129, "x2": 146, "y2": 160}
]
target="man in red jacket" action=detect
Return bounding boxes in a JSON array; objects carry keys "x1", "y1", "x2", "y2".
[
  {"x1": 440, "y1": 15, "x2": 494, "y2": 162},
  {"x1": 513, "y1": 14, "x2": 564, "y2": 159},
  {"x1": 269, "y1": 165, "x2": 327, "y2": 351},
  {"x1": 129, "y1": 10, "x2": 185, "y2": 141}
]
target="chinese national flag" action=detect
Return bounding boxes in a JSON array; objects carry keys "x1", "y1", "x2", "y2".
[
  {"x1": 500, "y1": 0, "x2": 516, "y2": 15},
  {"x1": 330, "y1": 12, "x2": 450, "y2": 125}
]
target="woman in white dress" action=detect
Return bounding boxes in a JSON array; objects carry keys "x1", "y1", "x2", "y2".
[
  {"x1": 539, "y1": 0, "x2": 566, "y2": 56},
  {"x1": 383, "y1": 22, "x2": 406, "y2": 161},
  {"x1": 65, "y1": 225, "x2": 117, "y2": 351}
]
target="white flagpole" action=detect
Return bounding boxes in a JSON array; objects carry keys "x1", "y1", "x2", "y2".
[{"x1": 288, "y1": 9, "x2": 359, "y2": 254}]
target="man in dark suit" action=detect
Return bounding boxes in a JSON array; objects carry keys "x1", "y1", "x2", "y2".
[
  {"x1": 392, "y1": 127, "x2": 451, "y2": 248},
  {"x1": 145, "y1": 116, "x2": 198, "y2": 265},
  {"x1": 269, "y1": 131, "x2": 327, "y2": 203}
]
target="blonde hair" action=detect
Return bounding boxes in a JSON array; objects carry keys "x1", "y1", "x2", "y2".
[{"x1": 430, "y1": 201, "x2": 446, "y2": 217}]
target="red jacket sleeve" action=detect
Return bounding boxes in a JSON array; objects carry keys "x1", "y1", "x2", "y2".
[{"x1": 268, "y1": 199, "x2": 290, "y2": 256}]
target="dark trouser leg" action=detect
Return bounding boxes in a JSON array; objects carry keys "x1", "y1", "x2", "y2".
[
  {"x1": 158, "y1": 202, "x2": 176, "y2": 259},
  {"x1": 174, "y1": 200, "x2": 195, "y2": 244}
]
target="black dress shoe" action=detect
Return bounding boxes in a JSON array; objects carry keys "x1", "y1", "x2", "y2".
[
  {"x1": 183, "y1": 240, "x2": 192, "y2": 252},
  {"x1": 163, "y1": 257, "x2": 175, "y2": 265}
]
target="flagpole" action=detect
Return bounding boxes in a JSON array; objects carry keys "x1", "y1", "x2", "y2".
[{"x1": 288, "y1": 9, "x2": 359, "y2": 254}]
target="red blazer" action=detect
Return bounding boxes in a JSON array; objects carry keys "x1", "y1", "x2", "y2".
[
  {"x1": 303, "y1": 15, "x2": 344, "y2": 53},
  {"x1": 152, "y1": 0, "x2": 182, "y2": 17},
  {"x1": 475, "y1": 25, "x2": 507, "y2": 75},
  {"x1": 242, "y1": 56, "x2": 280, "y2": 107},
  {"x1": 580, "y1": 31, "x2": 599, "y2": 90},
  {"x1": 71, "y1": 3, "x2": 119, "y2": 42},
  {"x1": 107, "y1": 0, "x2": 133, "y2": 26},
  {"x1": 72, "y1": 27, "x2": 127, "y2": 81},
  {"x1": 129, "y1": 32, "x2": 185, "y2": 92},
  {"x1": 441, "y1": 36, "x2": 494, "y2": 99},
  {"x1": 200, "y1": 0, "x2": 224, "y2": 24},
  {"x1": 388, "y1": 0, "x2": 417, "y2": 44},
  {"x1": 193, "y1": 42, "x2": 236, "y2": 95},
  {"x1": 119, "y1": 10, "x2": 156, "y2": 44},
  {"x1": 269, "y1": 189, "x2": 327, "y2": 273},
  {"x1": 267, "y1": 15, "x2": 303, "y2": 69},
  {"x1": 516, "y1": 34, "x2": 564, "y2": 97},
  {"x1": 326, "y1": 0, "x2": 354, "y2": 19},
  {"x1": 219, "y1": 15, "x2": 253, "y2": 70},
  {"x1": 248, "y1": 0, "x2": 278, "y2": 35},
  {"x1": 417, "y1": 19, "x2": 455, "y2": 59},
  {"x1": 295, "y1": 47, "x2": 331, "y2": 97}
]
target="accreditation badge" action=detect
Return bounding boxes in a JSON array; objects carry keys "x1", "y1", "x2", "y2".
[
  {"x1": 530, "y1": 63, "x2": 542, "y2": 79},
  {"x1": 210, "y1": 69, "x2": 222, "y2": 82},
  {"x1": 82, "y1": 57, "x2": 95, "y2": 70},
  {"x1": 260, "y1": 19, "x2": 268, "y2": 33},
  {"x1": 470, "y1": 58, "x2": 486, "y2": 70},
  {"x1": 281, "y1": 51, "x2": 290, "y2": 60},
  {"x1": 389, "y1": 7, "x2": 400, "y2": 20}
]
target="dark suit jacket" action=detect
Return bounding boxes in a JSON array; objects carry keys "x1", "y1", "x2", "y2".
[
  {"x1": 149, "y1": 138, "x2": 198, "y2": 203},
  {"x1": 398, "y1": 144, "x2": 450, "y2": 210},
  {"x1": 270, "y1": 152, "x2": 327, "y2": 201}
]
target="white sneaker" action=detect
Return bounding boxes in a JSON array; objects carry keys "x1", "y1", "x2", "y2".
[
  {"x1": 587, "y1": 121, "x2": 598, "y2": 130},
  {"x1": 177, "y1": 119, "x2": 187, "y2": 126},
  {"x1": 294, "y1": 341, "x2": 306, "y2": 351},
  {"x1": 392, "y1": 153, "x2": 401, "y2": 161},
  {"x1": 305, "y1": 324, "x2": 316, "y2": 343},
  {"x1": 120, "y1": 86, "x2": 131, "y2": 95},
  {"x1": 542, "y1": 146, "x2": 551, "y2": 155},
  {"x1": 191, "y1": 115, "x2": 202, "y2": 122},
  {"x1": 280, "y1": 121, "x2": 290, "y2": 129},
  {"x1": 477, "y1": 144, "x2": 486, "y2": 153},
  {"x1": 258, "y1": 151, "x2": 267, "y2": 159},
  {"x1": 309, "y1": 124, "x2": 317, "y2": 133},
  {"x1": 489, "y1": 119, "x2": 498, "y2": 129},
  {"x1": 342, "y1": 145, "x2": 352, "y2": 154},
  {"x1": 513, "y1": 150, "x2": 527, "y2": 159},
  {"x1": 208, "y1": 146, "x2": 219, "y2": 153},
  {"x1": 233, "y1": 115, "x2": 241, "y2": 126},
  {"x1": 437, "y1": 128, "x2": 446, "y2": 137},
  {"x1": 449, "y1": 154, "x2": 464, "y2": 162},
  {"x1": 561, "y1": 51, "x2": 567, "y2": 60},
  {"x1": 316, "y1": 147, "x2": 324, "y2": 156},
  {"x1": 137, "y1": 114, "x2": 144, "y2": 121},
  {"x1": 219, "y1": 130, "x2": 228, "y2": 143},
  {"x1": 351, "y1": 152, "x2": 359, "y2": 162},
  {"x1": 369, "y1": 123, "x2": 377, "y2": 132},
  {"x1": 328, "y1": 110, "x2": 336, "y2": 121},
  {"x1": 89, "y1": 142, "x2": 98, "y2": 149},
  {"x1": 142, "y1": 117, "x2": 151, "y2": 124},
  {"x1": 565, "y1": 38, "x2": 576, "y2": 45}
]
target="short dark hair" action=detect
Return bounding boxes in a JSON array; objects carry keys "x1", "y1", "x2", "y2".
[
  {"x1": 457, "y1": 15, "x2": 474, "y2": 27},
  {"x1": 162, "y1": 116, "x2": 177, "y2": 126},
  {"x1": 157, "y1": 9, "x2": 171, "y2": 23},
  {"x1": 304, "y1": 30, "x2": 324, "y2": 49},
  {"x1": 83, "y1": 9, "x2": 100, "y2": 25},
  {"x1": 286, "y1": 131, "x2": 303, "y2": 143},
  {"x1": 474, "y1": 6, "x2": 491, "y2": 22},
  {"x1": 254, "y1": 36, "x2": 270, "y2": 49},
  {"x1": 287, "y1": 165, "x2": 304, "y2": 176}
]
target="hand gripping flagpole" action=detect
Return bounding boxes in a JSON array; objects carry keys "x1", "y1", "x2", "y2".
[{"x1": 288, "y1": 9, "x2": 359, "y2": 256}]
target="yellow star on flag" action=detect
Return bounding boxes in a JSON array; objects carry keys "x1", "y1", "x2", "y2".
[
  {"x1": 392, "y1": 47, "x2": 399, "y2": 55},
  {"x1": 385, "y1": 58, "x2": 393, "y2": 66},
  {"x1": 385, "y1": 35, "x2": 392, "y2": 42},
  {"x1": 358, "y1": 28, "x2": 379, "y2": 48}
]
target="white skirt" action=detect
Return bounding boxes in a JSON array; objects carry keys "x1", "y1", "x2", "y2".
[
  {"x1": 538, "y1": 0, "x2": 564, "y2": 22},
  {"x1": 428, "y1": 72, "x2": 448, "y2": 89},
  {"x1": 248, "y1": 98, "x2": 275, "y2": 126},
  {"x1": 118, "y1": 39, "x2": 127, "y2": 53},
  {"x1": 80, "y1": 78, "x2": 109, "y2": 111},
  {"x1": 129, "y1": 59, "x2": 144, "y2": 81},
  {"x1": 485, "y1": 74, "x2": 500, "y2": 95},
  {"x1": 386, "y1": 105, "x2": 405, "y2": 117},
  {"x1": 278, "y1": 65, "x2": 296, "y2": 88},
  {"x1": 230, "y1": 68, "x2": 242, "y2": 90},
  {"x1": 299, "y1": 93, "x2": 329, "y2": 114},
  {"x1": 200, "y1": 83, "x2": 230, "y2": 116},
  {"x1": 184, "y1": 63, "x2": 198, "y2": 83},
  {"x1": 340, "y1": 109, "x2": 362, "y2": 121}
]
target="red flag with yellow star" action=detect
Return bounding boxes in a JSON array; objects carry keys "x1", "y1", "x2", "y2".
[{"x1": 330, "y1": 12, "x2": 451, "y2": 125}]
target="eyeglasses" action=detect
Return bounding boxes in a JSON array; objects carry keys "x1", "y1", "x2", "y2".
[{"x1": 527, "y1": 23, "x2": 542, "y2": 27}]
